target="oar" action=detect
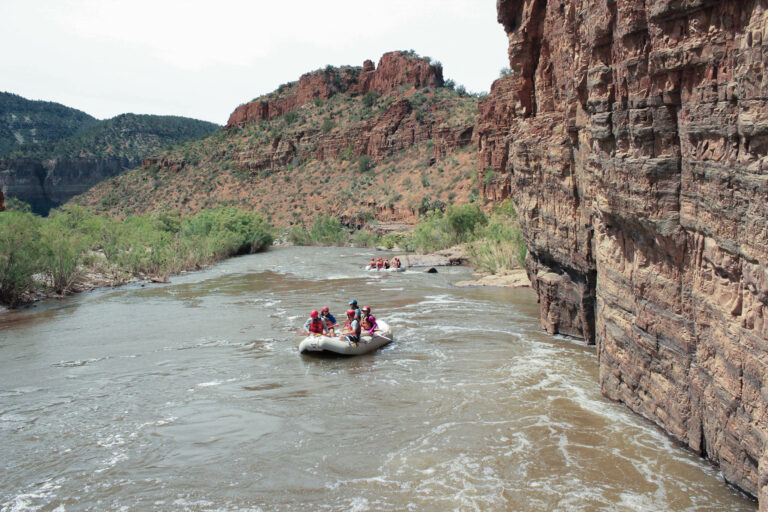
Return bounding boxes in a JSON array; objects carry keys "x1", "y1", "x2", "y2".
[{"x1": 372, "y1": 328, "x2": 393, "y2": 342}]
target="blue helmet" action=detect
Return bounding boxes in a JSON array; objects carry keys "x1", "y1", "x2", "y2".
[{"x1": 349, "y1": 300, "x2": 357, "y2": 306}]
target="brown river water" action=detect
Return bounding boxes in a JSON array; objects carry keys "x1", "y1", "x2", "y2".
[{"x1": 0, "y1": 246, "x2": 756, "y2": 511}]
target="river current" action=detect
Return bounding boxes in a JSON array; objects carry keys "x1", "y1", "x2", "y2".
[{"x1": 0, "y1": 246, "x2": 756, "y2": 511}]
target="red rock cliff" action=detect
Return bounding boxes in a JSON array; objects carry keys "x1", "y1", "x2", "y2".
[
  {"x1": 480, "y1": 0, "x2": 768, "y2": 504},
  {"x1": 227, "y1": 51, "x2": 444, "y2": 127}
]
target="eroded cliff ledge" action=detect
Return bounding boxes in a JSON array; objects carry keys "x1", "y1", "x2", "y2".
[{"x1": 479, "y1": 0, "x2": 768, "y2": 504}]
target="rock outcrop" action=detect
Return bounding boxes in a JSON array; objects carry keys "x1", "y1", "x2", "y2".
[
  {"x1": 220, "y1": 51, "x2": 471, "y2": 179},
  {"x1": 0, "y1": 157, "x2": 142, "y2": 215},
  {"x1": 227, "y1": 51, "x2": 444, "y2": 127},
  {"x1": 480, "y1": 0, "x2": 768, "y2": 504}
]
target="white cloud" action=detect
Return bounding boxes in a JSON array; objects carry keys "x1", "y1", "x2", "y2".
[{"x1": 0, "y1": 0, "x2": 509, "y2": 123}]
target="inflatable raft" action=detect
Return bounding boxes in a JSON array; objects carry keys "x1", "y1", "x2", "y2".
[
  {"x1": 299, "y1": 320, "x2": 393, "y2": 355},
  {"x1": 365, "y1": 265, "x2": 405, "y2": 272}
]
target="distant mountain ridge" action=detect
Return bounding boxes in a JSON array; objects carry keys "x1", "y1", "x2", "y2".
[
  {"x1": 0, "y1": 92, "x2": 98, "y2": 155},
  {"x1": 0, "y1": 92, "x2": 220, "y2": 214}
]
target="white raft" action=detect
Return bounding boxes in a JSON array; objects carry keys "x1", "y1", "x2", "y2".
[
  {"x1": 365, "y1": 265, "x2": 405, "y2": 272},
  {"x1": 299, "y1": 320, "x2": 393, "y2": 355}
]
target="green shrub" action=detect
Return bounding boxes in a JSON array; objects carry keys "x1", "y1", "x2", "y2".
[
  {"x1": 284, "y1": 111, "x2": 298, "y2": 125},
  {"x1": 0, "y1": 211, "x2": 43, "y2": 306},
  {"x1": 381, "y1": 233, "x2": 406, "y2": 249},
  {"x1": 39, "y1": 212, "x2": 86, "y2": 294},
  {"x1": 406, "y1": 202, "x2": 488, "y2": 253},
  {"x1": 407, "y1": 211, "x2": 454, "y2": 253},
  {"x1": 468, "y1": 200, "x2": 526, "y2": 272},
  {"x1": 321, "y1": 118, "x2": 336, "y2": 134},
  {"x1": 350, "y1": 229, "x2": 379, "y2": 248},
  {"x1": 362, "y1": 91, "x2": 379, "y2": 108},
  {"x1": 445, "y1": 203, "x2": 487, "y2": 243},
  {"x1": 288, "y1": 214, "x2": 348, "y2": 246},
  {"x1": 358, "y1": 155, "x2": 374, "y2": 173}
]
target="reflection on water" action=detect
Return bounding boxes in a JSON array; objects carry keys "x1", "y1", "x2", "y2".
[{"x1": 0, "y1": 246, "x2": 756, "y2": 511}]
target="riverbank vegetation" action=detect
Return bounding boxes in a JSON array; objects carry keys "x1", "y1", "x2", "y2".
[
  {"x1": 0, "y1": 205, "x2": 273, "y2": 307},
  {"x1": 406, "y1": 201, "x2": 526, "y2": 273},
  {"x1": 288, "y1": 200, "x2": 526, "y2": 274}
]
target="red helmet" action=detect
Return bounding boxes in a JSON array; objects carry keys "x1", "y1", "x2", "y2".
[
  {"x1": 310, "y1": 310, "x2": 319, "y2": 318},
  {"x1": 321, "y1": 306, "x2": 329, "y2": 313},
  {"x1": 346, "y1": 309, "x2": 355, "y2": 317},
  {"x1": 362, "y1": 306, "x2": 371, "y2": 312}
]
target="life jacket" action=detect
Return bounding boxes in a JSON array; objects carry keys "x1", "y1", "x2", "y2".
[
  {"x1": 384, "y1": 261, "x2": 390, "y2": 269},
  {"x1": 365, "y1": 315, "x2": 377, "y2": 334},
  {"x1": 309, "y1": 318, "x2": 325, "y2": 334},
  {"x1": 343, "y1": 317, "x2": 361, "y2": 337}
]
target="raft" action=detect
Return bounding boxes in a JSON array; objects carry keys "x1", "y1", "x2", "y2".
[
  {"x1": 365, "y1": 265, "x2": 405, "y2": 272},
  {"x1": 299, "y1": 320, "x2": 393, "y2": 355}
]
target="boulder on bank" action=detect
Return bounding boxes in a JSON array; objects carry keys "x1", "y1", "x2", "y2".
[
  {"x1": 453, "y1": 269, "x2": 531, "y2": 289},
  {"x1": 401, "y1": 246, "x2": 468, "y2": 267}
]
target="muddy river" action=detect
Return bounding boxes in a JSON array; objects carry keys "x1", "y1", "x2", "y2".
[{"x1": 0, "y1": 246, "x2": 755, "y2": 511}]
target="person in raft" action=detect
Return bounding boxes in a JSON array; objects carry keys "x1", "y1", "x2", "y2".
[
  {"x1": 340, "y1": 309, "x2": 361, "y2": 343},
  {"x1": 377, "y1": 258, "x2": 384, "y2": 269},
  {"x1": 348, "y1": 300, "x2": 361, "y2": 321},
  {"x1": 393, "y1": 257, "x2": 401, "y2": 269},
  {"x1": 360, "y1": 306, "x2": 378, "y2": 335},
  {"x1": 304, "y1": 310, "x2": 328, "y2": 336},
  {"x1": 319, "y1": 306, "x2": 337, "y2": 337},
  {"x1": 384, "y1": 259, "x2": 390, "y2": 269},
  {"x1": 369, "y1": 258, "x2": 375, "y2": 269}
]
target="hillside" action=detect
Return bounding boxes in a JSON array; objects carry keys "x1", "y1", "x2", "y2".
[
  {"x1": 6, "y1": 112, "x2": 220, "y2": 161},
  {"x1": 0, "y1": 92, "x2": 98, "y2": 155},
  {"x1": 0, "y1": 93, "x2": 220, "y2": 215},
  {"x1": 74, "y1": 51, "x2": 483, "y2": 227}
]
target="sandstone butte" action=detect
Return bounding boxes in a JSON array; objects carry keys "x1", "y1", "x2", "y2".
[
  {"x1": 226, "y1": 51, "x2": 444, "y2": 127},
  {"x1": 77, "y1": 50, "x2": 479, "y2": 223},
  {"x1": 478, "y1": 0, "x2": 768, "y2": 505}
]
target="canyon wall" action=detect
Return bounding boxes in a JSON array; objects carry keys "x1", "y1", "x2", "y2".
[
  {"x1": 479, "y1": 0, "x2": 768, "y2": 504},
  {"x1": 0, "y1": 157, "x2": 141, "y2": 214}
]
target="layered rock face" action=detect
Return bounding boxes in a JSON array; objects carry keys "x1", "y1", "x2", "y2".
[
  {"x1": 480, "y1": 0, "x2": 768, "y2": 503},
  {"x1": 227, "y1": 51, "x2": 444, "y2": 127},
  {"x1": 0, "y1": 157, "x2": 140, "y2": 214}
]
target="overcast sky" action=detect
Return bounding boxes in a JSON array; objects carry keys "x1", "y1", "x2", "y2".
[{"x1": 1, "y1": 1, "x2": 510, "y2": 125}]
